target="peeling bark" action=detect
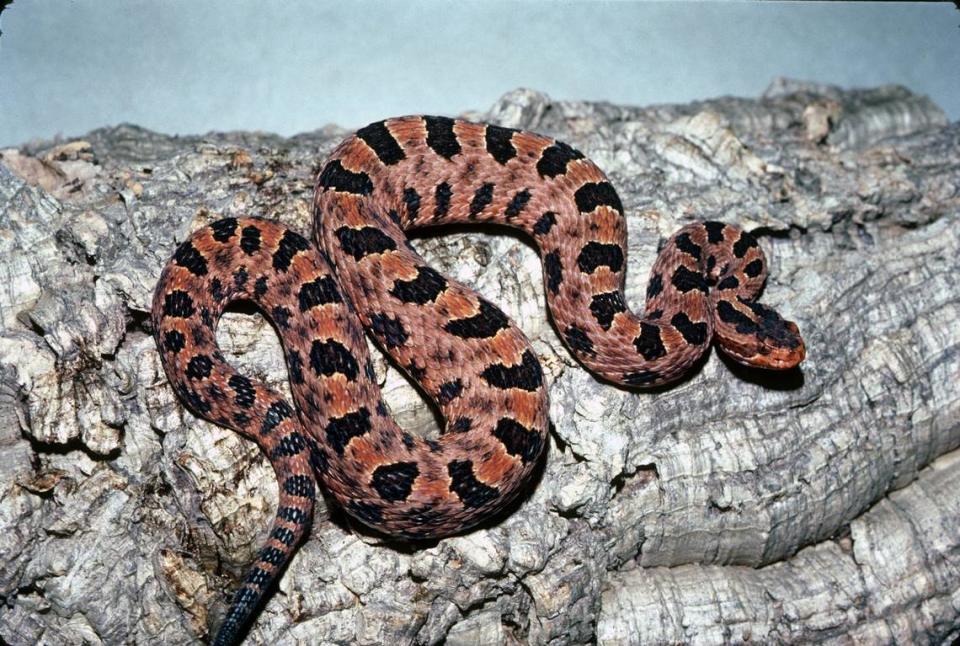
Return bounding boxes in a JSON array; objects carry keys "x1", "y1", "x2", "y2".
[{"x1": 0, "y1": 80, "x2": 957, "y2": 644}]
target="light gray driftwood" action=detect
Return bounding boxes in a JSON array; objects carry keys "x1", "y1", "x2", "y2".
[{"x1": 0, "y1": 81, "x2": 958, "y2": 645}]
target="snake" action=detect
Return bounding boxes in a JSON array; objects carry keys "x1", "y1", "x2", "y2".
[{"x1": 151, "y1": 115, "x2": 805, "y2": 644}]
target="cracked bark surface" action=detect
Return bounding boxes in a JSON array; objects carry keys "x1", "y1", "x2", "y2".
[{"x1": 0, "y1": 80, "x2": 958, "y2": 644}]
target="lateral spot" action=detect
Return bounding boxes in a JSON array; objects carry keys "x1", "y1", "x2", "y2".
[
  {"x1": 271, "y1": 305, "x2": 292, "y2": 329},
  {"x1": 533, "y1": 211, "x2": 557, "y2": 236},
  {"x1": 447, "y1": 459, "x2": 499, "y2": 508},
  {"x1": 469, "y1": 182, "x2": 495, "y2": 218},
  {"x1": 287, "y1": 349, "x2": 305, "y2": 384},
  {"x1": 207, "y1": 384, "x2": 226, "y2": 402},
  {"x1": 318, "y1": 160, "x2": 374, "y2": 195},
  {"x1": 182, "y1": 388, "x2": 211, "y2": 414},
  {"x1": 403, "y1": 187, "x2": 421, "y2": 222},
  {"x1": 674, "y1": 232, "x2": 702, "y2": 261},
  {"x1": 577, "y1": 241, "x2": 624, "y2": 274},
  {"x1": 564, "y1": 325, "x2": 594, "y2": 356},
  {"x1": 173, "y1": 241, "x2": 208, "y2": 276},
  {"x1": 371, "y1": 461, "x2": 420, "y2": 502},
  {"x1": 646, "y1": 273, "x2": 664, "y2": 299},
  {"x1": 504, "y1": 189, "x2": 531, "y2": 219},
  {"x1": 485, "y1": 124, "x2": 518, "y2": 164},
  {"x1": 671, "y1": 265, "x2": 708, "y2": 293},
  {"x1": 634, "y1": 322, "x2": 667, "y2": 361},
  {"x1": 309, "y1": 441, "x2": 330, "y2": 475},
  {"x1": 671, "y1": 312, "x2": 708, "y2": 345},
  {"x1": 211, "y1": 217, "x2": 239, "y2": 243},
  {"x1": 163, "y1": 290, "x2": 195, "y2": 318},
  {"x1": 228, "y1": 374, "x2": 256, "y2": 409},
  {"x1": 423, "y1": 116, "x2": 462, "y2": 159},
  {"x1": 298, "y1": 275, "x2": 343, "y2": 311},
  {"x1": 544, "y1": 250, "x2": 563, "y2": 294},
  {"x1": 190, "y1": 324, "x2": 208, "y2": 346},
  {"x1": 574, "y1": 181, "x2": 624, "y2": 215},
  {"x1": 390, "y1": 265, "x2": 448, "y2": 304},
  {"x1": 623, "y1": 370, "x2": 660, "y2": 386},
  {"x1": 272, "y1": 229, "x2": 312, "y2": 272},
  {"x1": 536, "y1": 141, "x2": 585, "y2": 178},
  {"x1": 309, "y1": 338, "x2": 360, "y2": 381},
  {"x1": 402, "y1": 506, "x2": 446, "y2": 534},
  {"x1": 185, "y1": 354, "x2": 213, "y2": 380},
  {"x1": 369, "y1": 312, "x2": 409, "y2": 348},
  {"x1": 437, "y1": 379, "x2": 463, "y2": 405},
  {"x1": 326, "y1": 407, "x2": 372, "y2": 455},
  {"x1": 434, "y1": 182, "x2": 452, "y2": 218},
  {"x1": 209, "y1": 277, "x2": 225, "y2": 302},
  {"x1": 348, "y1": 500, "x2": 384, "y2": 525},
  {"x1": 335, "y1": 226, "x2": 397, "y2": 260},
  {"x1": 233, "y1": 267, "x2": 248, "y2": 289},
  {"x1": 493, "y1": 418, "x2": 543, "y2": 464},
  {"x1": 589, "y1": 291, "x2": 627, "y2": 330},
  {"x1": 480, "y1": 349, "x2": 543, "y2": 392},
  {"x1": 444, "y1": 299, "x2": 509, "y2": 339},
  {"x1": 356, "y1": 120, "x2": 406, "y2": 165},
  {"x1": 406, "y1": 361, "x2": 427, "y2": 381}
]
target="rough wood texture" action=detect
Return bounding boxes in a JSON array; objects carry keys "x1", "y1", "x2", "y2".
[{"x1": 1, "y1": 80, "x2": 958, "y2": 644}]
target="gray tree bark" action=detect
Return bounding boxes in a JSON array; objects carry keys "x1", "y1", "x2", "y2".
[{"x1": 0, "y1": 80, "x2": 957, "y2": 645}]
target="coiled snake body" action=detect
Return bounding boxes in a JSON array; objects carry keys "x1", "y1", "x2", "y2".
[{"x1": 151, "y1": 116, "x2": 805, "y2": 643}]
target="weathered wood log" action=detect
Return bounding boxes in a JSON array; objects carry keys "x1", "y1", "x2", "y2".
[{"x1": 0, "y1": 80, "x2": 957, "y2": 644}]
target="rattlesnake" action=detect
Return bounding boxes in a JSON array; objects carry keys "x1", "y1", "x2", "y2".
[{"x1": 151, "y1": 115, "x2": 805, "y2": 643}]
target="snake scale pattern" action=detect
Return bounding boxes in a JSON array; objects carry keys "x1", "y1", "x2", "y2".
[{"x1": 151, "y1": 115, "x2": 806, "y2": 643}]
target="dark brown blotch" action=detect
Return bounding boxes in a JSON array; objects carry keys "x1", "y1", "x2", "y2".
[
  {"x1": 589, "y1": 291, "x2": 627, "y2": 330},
  {"x1": 447, "y1": 459, "x2": 499, "y2": 508},
  {"x1": 444, "y1": 299, "x2": 509, "y2": 339},
  {"x1": 493, "y1": 418, "x2": 543, "y2": 464},
  {"x1": 634, "y1": 322, "x2": 666, "y2": 360},
  {"x1": 326, "y1": 407, "x2": 372, "y2": 455},
  {"x1": 371, "y1": 461, "x2": 420, "y2": 502},
  {"x1": 185, "y1": 354, "x2": 213, "y2": 380}
]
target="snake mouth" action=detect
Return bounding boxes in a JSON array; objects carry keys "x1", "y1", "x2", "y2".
[{"x1": 759, "y1": 341, "x2": 806, "y2": 370}]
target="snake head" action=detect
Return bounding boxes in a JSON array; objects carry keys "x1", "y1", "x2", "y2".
[{"x1": 715, "y1": 298, "x2": 806, "y2": 370}]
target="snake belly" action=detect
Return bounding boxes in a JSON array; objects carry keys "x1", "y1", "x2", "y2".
[{"x1": 151, "y1": 115, "x2": 805, "y2": 644}]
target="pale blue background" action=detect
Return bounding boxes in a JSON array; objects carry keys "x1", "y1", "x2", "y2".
[{"x1": 1, "y1": 1, "x2": 957, "y2": 147}]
